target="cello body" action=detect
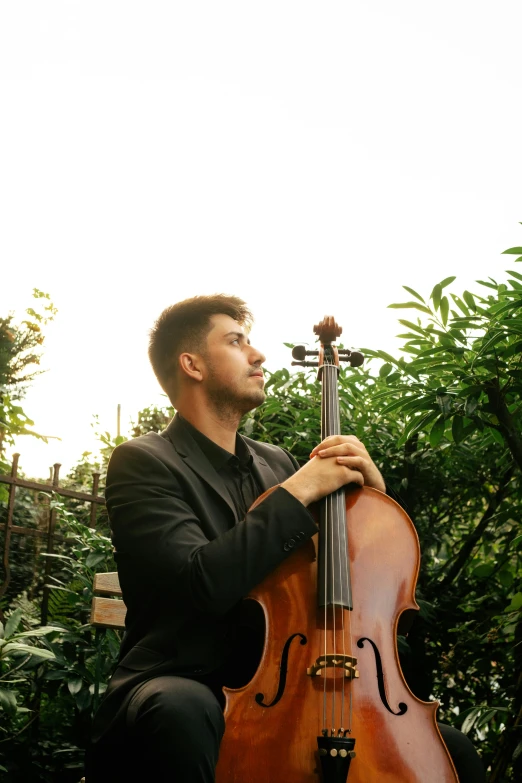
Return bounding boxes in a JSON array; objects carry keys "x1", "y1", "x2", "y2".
[{"x1": 215, "y1": 486, "x2": 458, "y2": 782}]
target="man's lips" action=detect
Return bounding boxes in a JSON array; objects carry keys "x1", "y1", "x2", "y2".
[{"x1": 250, "y1": 371, "x2": 264, "y2": 378}]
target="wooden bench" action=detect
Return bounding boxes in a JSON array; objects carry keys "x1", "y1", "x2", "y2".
[
  {"x1": 81, "y1": 573, "x2": 126, "y2": 782},
  {"x1": 90, "y1": 571, "x2": 126, "y2": 629}
]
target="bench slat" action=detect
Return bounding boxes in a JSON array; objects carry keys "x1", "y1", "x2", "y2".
[
  {"x1": 90, "y1": 596, "x2": 127, "y2": 629},
  {"x1": 93, "y1": 571, "x2": 123, "y2": 596}
]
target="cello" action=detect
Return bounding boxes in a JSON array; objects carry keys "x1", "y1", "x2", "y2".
[{"x1": 215, "y1": 316, "x2": 459, "y2": 783}]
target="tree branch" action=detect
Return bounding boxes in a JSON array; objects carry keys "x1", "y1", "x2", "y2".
[
  {"x1": 486, "y1": 380, "x2": 522, "y2": 474},
  {"x1": 439, "y1": 466, "x2": 515, "y2": 588}
]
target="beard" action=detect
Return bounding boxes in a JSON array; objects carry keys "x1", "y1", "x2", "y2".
[{"x1": 205, "y1": 362, "x2": 266, "y2": 423}]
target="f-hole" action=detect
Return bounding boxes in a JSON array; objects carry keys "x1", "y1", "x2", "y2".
[
  {"x1": 255, "y1": 633, "x2": 307, "y2": 708},
  {"x1": 358, "y1": 637, "x2": 408, "y2": 716}
]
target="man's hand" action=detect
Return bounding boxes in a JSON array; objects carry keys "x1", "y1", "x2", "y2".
[
  {"x1": 281, "y1": 453, "x2": 364, "y2": 508},
  {"x1": 310, "y1": 435, "x2": 386, "y2": 493}
]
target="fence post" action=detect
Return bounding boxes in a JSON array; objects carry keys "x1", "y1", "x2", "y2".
[
  {"x1": 41, "y1": 462, "x2": 61, "y2": 626},
  {"x1": 90, "y1": 471, "x2": 101, "y2": 528},
  {"x1": 0, "y1": 454, "x2": 19, "y2": 620}
]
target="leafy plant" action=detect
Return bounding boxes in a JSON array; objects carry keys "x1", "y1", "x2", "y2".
[
  {"x1": 0, "y1": 507, "x2": 120, "y2": 781},
  {"x1": 0, "y1": 290, "x2": 57, "y2": 462}
]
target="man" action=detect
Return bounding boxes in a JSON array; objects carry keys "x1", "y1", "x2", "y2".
[{"x1": 86, "y1": 294, "x2": 484, "y2": 782}]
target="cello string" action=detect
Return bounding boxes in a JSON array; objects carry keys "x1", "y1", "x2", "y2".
[
  {"x1": 329, "y1": 365, "x2": 337, "y2": 732},
  {"x1": 333, "y1": 363, "x2": 347, "y2": 733},
  {"x1": 322, "y1": 361, "x2": 328, "y2": 731},
  {"x1": 324, "y1": 363, "x2": 334, "y2": 731},
  {"x1": 340, "y1": 369, "x2": 355, "y2": 733},
  {"x1": 331, "y1": 368, "x2": 346, "y2": 728},
  {"x1": 333, "y1": 364, "x2": 347, "y2": 731}
]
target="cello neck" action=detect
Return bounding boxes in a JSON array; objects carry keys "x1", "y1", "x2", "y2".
[{"x1": 318, "y1": 341, "x2": 353, "y2": 611}]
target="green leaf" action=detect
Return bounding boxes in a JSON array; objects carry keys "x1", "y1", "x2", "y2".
[
  {"x1": 476, "y1": 280, "x2": 498, "y2": 290},
  {"x1": 498, "y1": 568, "x2": 514, "y2": 588},
  {"x1": 402, "y1": 286, "x2": 425, "y2": 303},
  {"x1": 507, "y1": 269, "x2": 522, "y2": 282},
  {"x1": 502, "y1": 246, "x2": 522, "y2": 254},
  {"x1": 0, "y1": 687, "x2": 17, "y2": 716},
  {"x1": 473, "y1": 564, "x2": 494, "y2": 578},
  {"x1": 489, "y1": 298, "x2": 522, "y2": 317},
  {"x1": 488, "y1": 428, "x2": 505, "y2": 445},
  {"x1": 450, "y1": 294, "x2": 470, "y2": 316},
  {"x1": 397, "y1": 320, "x2": 428, "y2": 336},
  {"x1": 373, "y1": 350, "x2": 399, "y2": 365},
  {"x1": 464, "y1": 397, "x2": 479, "y2": 416},
  {"x1": 462, "y1": 291, "x2": 476, "y2": 311},
  {"x1": 476, "y1": 708, "x2": 500, "y2": 729},
  {"x1": 506, "y1": 592, "x2": 522, "y2": 611},
  {"x1": 452, "y1": 415, "x2": 464, "y2": 443},
  {"x1": 477, "y1": 331, "x2": 506, "y2": 356},
  {"x1": 397, "y1": 411, "x2": 439, "y2": 445},
  {"x1": 45, "y1": 670, "x2": 69, "y2": 680},
  {"x1": 2, "y1": 643, "x2": 56, "y2": 660},
  {"x1": 75, "y1": 687, "x2": 92, "y2": 712},
  {"x1": 502, "y1": 341, "x2": 522, "y2": 359},
  {"x1": 431, "y1": 284, "x2": 442, "y2": 311},
  {"x1": 429, "y1": 415, "x2": 446, "y2": 448},
  {"x1": 381, "y1": 397, "x2": 413, "y2": 415},
  {"x1": 439, "y1": 276, "x2": 457, "y2": 289},
  {"x1": 67, "y1": 678, "x2": 83, "y2": 696},
  {"x1": 86, "y1": 552, "x2": 106, "y2": 569},
  {"x1": 379, "y1": 363, "x2": 392, "y2": 377},
  {"x1": 14, "y1": 626, "x2": 64, "y2": 638},
  {"x1": 440, "y1": 296, "x2": 449, "y2": 326},
  {"x1": 388, "y1": 302, "x2": 432, "y2": 315},
  {"x1": 4, "y1": 609, "x2": 23, "y2": 640}
]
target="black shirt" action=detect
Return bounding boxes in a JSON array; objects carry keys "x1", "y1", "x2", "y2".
[{"x1": 177, "y1": 414, "x2": 261, "y2": 521}]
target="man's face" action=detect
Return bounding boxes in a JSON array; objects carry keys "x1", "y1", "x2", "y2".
[{"x1": 200, "y1": 314, "x2": 266, "y2": 415}]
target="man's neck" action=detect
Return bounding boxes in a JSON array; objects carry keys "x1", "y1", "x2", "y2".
[{"x1": 178, "y1": 407, "x2": 239, "y2": 454}]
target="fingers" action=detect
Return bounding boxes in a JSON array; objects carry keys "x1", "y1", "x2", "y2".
[
  {"x1": 335, "y1": 455, "x2": 367, "y2": 471},
  {"x1": 336, "y1": 454, "x2": 386, "y2": 492},
  {"x1": 313, "y1": 439, "x2": 367, "y2": 459},
  {"x1": 310, "y1": 434, "x2": 365, "y2": 458},
  {"x1": 341, "y1": 467, "x2": 364, "y2": 486}
]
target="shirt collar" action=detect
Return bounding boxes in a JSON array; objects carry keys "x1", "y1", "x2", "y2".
[{"x1": 177, "y1": 414, "x2": 252, "y2": 473}]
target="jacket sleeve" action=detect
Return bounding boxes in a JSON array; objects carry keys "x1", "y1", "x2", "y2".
[{"x1": 105, "y1": 442, "x2": 318, "y2": 617}]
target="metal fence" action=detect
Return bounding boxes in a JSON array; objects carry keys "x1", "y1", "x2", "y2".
[{"x1": 0, "y1": 453, "x2": 105, "y2": 624}]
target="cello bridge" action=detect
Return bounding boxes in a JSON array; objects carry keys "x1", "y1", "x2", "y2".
[{"x1": 307, "y1": 654, "x2": 359, "y2": 679}]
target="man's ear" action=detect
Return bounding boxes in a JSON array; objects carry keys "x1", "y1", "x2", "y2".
[{"x1": 178, "y1": 352, "x2": 204, "y2": 383}]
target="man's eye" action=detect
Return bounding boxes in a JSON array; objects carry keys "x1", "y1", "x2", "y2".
[{"x1": 231, "y1": 339, "x2": 240, "y2": 345}]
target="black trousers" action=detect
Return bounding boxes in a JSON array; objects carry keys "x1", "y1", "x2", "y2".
[{"x1": 85, "y1": 675, "x2": 486, "y2": 783}]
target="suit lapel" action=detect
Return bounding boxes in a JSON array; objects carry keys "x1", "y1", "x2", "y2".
[
  {"x1": 246, "y1": 446, "x2": 280, "y2": 493},
  {"x1": 162, "y1": 415, "x2": 237, "y2": 520}
]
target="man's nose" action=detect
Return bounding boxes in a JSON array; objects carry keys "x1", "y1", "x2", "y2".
[{"x1": 250, "y1": 345, "x2": 266, "y2": 365}]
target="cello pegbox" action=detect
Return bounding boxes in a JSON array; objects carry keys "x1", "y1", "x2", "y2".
[{"x1": 314, "y1": 316, "x2": 342, "y2": 345}]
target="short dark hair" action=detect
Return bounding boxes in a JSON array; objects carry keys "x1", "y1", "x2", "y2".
[{"x1": 148, "y1": 294, "x2": 253, "y2": 400}]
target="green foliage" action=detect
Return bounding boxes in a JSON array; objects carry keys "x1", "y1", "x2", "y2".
[
  {"x1": 130, "y1": 402, "x2": 175, "y2": 438},
  {"x1": 0, "y1": 290, "x2": 57, "y2": 460},
  {"x1": 0, "y1": 507, "x2": 119, "y2": 781}
]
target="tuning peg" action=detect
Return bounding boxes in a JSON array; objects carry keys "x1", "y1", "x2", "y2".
[
  {"x1": 349, "y1": 352, "x2": 364, "y2": 367},
  {"x1": 338, "y1": 350, "x2": 364, "y2": 367},
  {"x1": 291, "y1": 361, "x2": 319, "y2": 368},
  {"x1": 292, "y1": 345, "x2": 319, "y2": 360}
]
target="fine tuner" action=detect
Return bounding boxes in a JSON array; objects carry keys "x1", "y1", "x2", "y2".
[{"x1": 291, "y1": 344, "x2": 364, "y2": 368}]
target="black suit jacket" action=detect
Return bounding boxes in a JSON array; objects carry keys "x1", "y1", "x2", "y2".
[{"x1": 91, "y1": 414, "x2": 317, "y2": 742}]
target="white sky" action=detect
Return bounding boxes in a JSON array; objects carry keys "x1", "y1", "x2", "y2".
[{"x1": 2, "y1": 1, "x2": 521, "y2": 479}]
